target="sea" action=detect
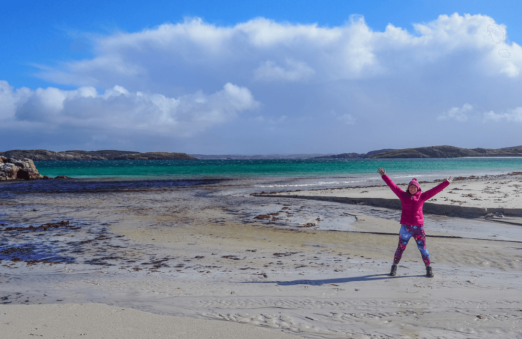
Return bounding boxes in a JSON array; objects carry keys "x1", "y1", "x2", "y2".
[{"x1": 25, "y1": 157, "x2": 522, "y2": 189}]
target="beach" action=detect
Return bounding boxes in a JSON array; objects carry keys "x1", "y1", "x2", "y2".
[
  {"x1": 1, "y1": 171, "x2": 522, "y2": 338},
  {"x1": 4, "y1": 1, "x2": 522, "y2": 337}
]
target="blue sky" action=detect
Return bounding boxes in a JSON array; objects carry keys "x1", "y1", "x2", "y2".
[{"x1": 1, "y1": 0, "x2": 522, "y2": 154}]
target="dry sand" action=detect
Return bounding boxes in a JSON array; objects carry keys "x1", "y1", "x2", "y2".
[
  {"x1": 1, "y1": 174, "x2": 522, "y2": 338},
  {"x1": 0, "y1": 303, "x2": 301, "y2": 338}
]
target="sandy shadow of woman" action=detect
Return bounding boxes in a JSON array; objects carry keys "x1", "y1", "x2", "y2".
[{"x1": 245, "y1": 273, "x2": 425, "y2": 286}]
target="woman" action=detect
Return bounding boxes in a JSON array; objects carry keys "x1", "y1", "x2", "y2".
[{"x1": 377, "y1": 167, "x2": 452, "y2": 278}]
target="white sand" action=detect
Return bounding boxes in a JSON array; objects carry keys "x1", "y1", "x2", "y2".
[{"x1": 0, "y1": 303, "x2": 301, "y2": 338}]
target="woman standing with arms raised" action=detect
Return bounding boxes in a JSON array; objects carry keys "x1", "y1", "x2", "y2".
[{"x1": 377, "y1": 168, "x2": 452, "y2": 278}]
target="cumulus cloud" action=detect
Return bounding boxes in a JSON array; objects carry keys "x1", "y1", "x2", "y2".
[
  {"x1": 36, "y1": 13, "x2": 522, "y2": 90},
  {"x1": 3, "y1": 13, "x2": 522, "y2": 152},
  {"x1": 438, "y1": 104, "x2": 473, "y2": 122},
  {"x1": 483, "y1": 107, "x2": 522, "y2": 122},
  {"x1": 0, "y1": 80, "x2": 258, "y2": 137},
  {"x1": 254, "y1": 59, "x2": 315, "y2": 82},
  {"x1": 487, "y1": 24, "x2": 506, "y2": 44}
]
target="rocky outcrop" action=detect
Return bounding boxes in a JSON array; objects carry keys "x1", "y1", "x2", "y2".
[
  {"x1": 0, "y1": 156, "x2": 48, "y2": 181},
  {"x1": 0, "y1": 150, "x2": 196, "y2": 161}
]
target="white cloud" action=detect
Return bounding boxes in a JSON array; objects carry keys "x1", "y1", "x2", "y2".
[
  {"x1": 498, "y1": 49, "x2": 511, "y2": 58},
  {"x1": 3, "y1": 13, "x2": 522, "y2": 152},
  {"x1": 1, "y1": 81, "x2": 258, "y2": 137},
  {"x1": 254, "y1": 59, "x2": 315, "y2": 82},
  {"x1": 487, "y1": 24, "x2": 505, "y2": 44},
  {"x1": 483, "y1": 107, "x2": 522, "y2": 122},
  {"x1": 438, "y1": 104, "x2": 473, "y2": 122},
  {"x1": 37, "y1": 13, "x2": 522, "y2": 90},
  {"x1": 0, "y1": 81, "x2": 30, "y2": 120}
]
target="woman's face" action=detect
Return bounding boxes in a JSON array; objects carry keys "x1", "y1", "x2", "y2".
[{"x1": 408, "y1": 185, "x2": 418, "y2": 194}]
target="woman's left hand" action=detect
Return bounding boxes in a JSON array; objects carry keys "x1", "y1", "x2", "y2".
[{"x1": 445, "y1": 176, "x2": 453, "y2": 183}]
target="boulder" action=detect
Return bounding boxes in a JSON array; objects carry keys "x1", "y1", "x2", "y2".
[
  {"x1": 2, "y1": 163, "x2": 19, "y2": 180},
  {"x1": 12, "y1": 158, "x2": 38, "y2": 172},
  {"x1": 12, "y1": 158, "x2": 42, "y2": 180},
  {"x1": 0, "y1": 156, "x2": 66, "y2": 181}
]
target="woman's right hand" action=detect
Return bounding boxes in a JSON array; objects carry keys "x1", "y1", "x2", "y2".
[{"x1": 377, "y1": 167, "x2": 386, "y2": 176}]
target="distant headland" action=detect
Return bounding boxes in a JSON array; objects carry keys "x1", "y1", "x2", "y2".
[
  {"x1": 0, "y1": 150, "x2": 196, "y2": 161},
  {"x1": 315, "y1": 145, "x2": 522, "y2": 159}
]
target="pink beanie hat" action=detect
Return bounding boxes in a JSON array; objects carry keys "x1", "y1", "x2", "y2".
[{"x1": 408, "y1": 178, "x2": 420, "y2": 190}]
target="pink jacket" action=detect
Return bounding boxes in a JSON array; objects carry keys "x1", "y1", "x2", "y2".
[{"x1": 381, "y1": 175, "x2": 450, "y2": 226}]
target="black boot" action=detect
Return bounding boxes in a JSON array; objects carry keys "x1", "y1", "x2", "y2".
[
  {"x1": 390, "y1": 264, "x2": 397, "y2": 276},
  {"x1": 426, "y1": 265, "x2": 434, "y2": 278}
]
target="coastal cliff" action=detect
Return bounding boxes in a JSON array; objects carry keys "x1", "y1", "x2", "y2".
[{"x1": 0, "y1": 150, "x2": 196, "y2": 161}]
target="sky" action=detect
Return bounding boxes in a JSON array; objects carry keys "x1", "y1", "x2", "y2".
[{"x1": 1, "y1": 0, "x2": 522, "y2": 154}]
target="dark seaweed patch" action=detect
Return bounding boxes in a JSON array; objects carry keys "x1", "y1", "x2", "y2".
[{"x1": 0, "y1": 243, "x2": 75, "y2": 263}]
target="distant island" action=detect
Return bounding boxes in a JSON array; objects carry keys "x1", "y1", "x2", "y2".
[
  {"x1": 0, "y1": 150, "x2": 196, "y2": 161},
  {"x1": 316, "y1": 145, "x2": 522, "y2": 159}
]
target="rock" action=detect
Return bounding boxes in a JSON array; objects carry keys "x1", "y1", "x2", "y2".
[
  {"x1": 0, "y1": 157, "x2": 51, "y2": 181},
  {"x1": 2, "y1": 163, "x2": 19, "y2": 180},
  {"x1": 54, "y1": 175, "x2": 71, "y2": 179},
  {"x1": 12, "y1": 158, "x2": 38, "y2": 171},
  {"x1": 4, "y1": 158, "x2": 43, "y2": 180}
]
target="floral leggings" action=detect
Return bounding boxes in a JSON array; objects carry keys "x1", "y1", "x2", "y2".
[{"x1": 393, "y1": 224, "x2": 430, "y2": 266}]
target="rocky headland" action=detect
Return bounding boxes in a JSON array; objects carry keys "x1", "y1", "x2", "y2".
[
  {"x1": 317, "y1": 145, "x2": 522, "y2": 159},
  {"x1": 0, "y1": 149, "x2": 196, "y2": 161}
]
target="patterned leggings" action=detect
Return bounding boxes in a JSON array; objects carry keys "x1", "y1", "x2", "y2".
[{"x1": 393, "y1": 224, "x2": 430, "y2": 266}]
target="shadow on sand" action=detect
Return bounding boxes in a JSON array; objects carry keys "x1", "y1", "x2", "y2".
[{"x1": 245, "y1": 273, "x2": 427, "y2": 286}]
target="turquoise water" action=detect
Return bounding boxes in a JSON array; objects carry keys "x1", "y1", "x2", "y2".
[{"x1": 34, "y1": 158, "x2": 522, "y2": 179}]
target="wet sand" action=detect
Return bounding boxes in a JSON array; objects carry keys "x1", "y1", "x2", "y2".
[{"x1": 1, "y1": 175, "x2": 522, "y2": 338}]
